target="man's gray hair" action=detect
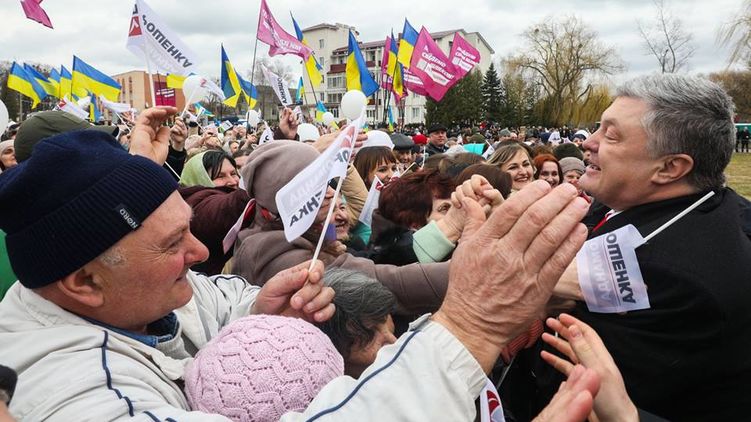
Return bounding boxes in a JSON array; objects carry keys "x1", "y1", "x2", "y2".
[{"x1": 616, "y1": 74, "x2": 735, "y2": 190}]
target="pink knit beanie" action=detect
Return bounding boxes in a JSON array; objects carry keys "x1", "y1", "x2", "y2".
[{"x1": 184, "y1": 315, "x2": 344, "y2": 421}]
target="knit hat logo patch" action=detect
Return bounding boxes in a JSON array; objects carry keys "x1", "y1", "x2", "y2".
[{"x1": 115, "y1": 204, "x2": 141, "y2": 230}]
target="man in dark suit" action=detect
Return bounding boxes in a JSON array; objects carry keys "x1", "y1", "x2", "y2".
[{"x1": 571, "y1": 74, "x2": 751, "y2": 421}]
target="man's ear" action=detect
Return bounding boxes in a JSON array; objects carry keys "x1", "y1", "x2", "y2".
[
  {"x1": 55, "y1": 267, "x2": 106, "y2": 308},
  {"x1": 652, "y1": 154, "x2": 694, "y2": 185}
]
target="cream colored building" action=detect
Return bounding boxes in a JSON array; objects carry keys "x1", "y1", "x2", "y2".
[{"x1": 300, "y1": 23, "x2": 494, "y2": 127}]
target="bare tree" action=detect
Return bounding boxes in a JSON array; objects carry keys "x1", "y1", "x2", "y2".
[
  {"x1": 509, "y1": 15, "x2": 623, "y2": 126},
  {"x1": 718, "y1": 0, "x2": 751, "y2": 67},
  {"x1": 246, "y1": 57, "x2": 295, "y2": 87},
  {"x1": 637, "y1": 0, "x2": 696, "y2": 73}
]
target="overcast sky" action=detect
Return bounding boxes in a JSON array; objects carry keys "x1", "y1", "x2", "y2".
[{"x1": 1, "y1": 0, "x2": 745, "y2": 86}]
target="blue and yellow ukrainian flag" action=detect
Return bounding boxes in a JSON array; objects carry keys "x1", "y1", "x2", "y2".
[
  {"x1": 388, "y1": 33, "x2": 405, "y2": 99},
  {"x1": 387, "y1": 106, "x2": 395, "y2": 131},
  {"x1": 397, "y1": 19, "x2": 419, "y2": 68},
  {"x1": 237, "y1": 73, "x2": 258, "y2": 109},
  {"x1": 7, "y1": 62, "x2": 46, "y2": 108},
  {"x1": 89, "y1": 94, "x2": 102, "y2": 122},
  {"x1": 23, "y1": 64, "x2": 58, "y2": 99},
  {"x1": 291, "y1": 14, "x2": 324, "y2": 88},
  {"x1": 71, "y1": 56, "x2": 121, "y2": 101},
  {"x1": 194, "y1": 103, "x2": 214, "y2": 117},
  {"x1": 59, "y1": 66, "x2": 73, "y2": 99},
  {"x1": 220, "y1": 45, "x2": 243, "y2": 107},
  {"x1": 346, "y1": 31, "x2": 379, "y2": 96},
  {"x1": 315, "y1": 100, "x2": 327, "y2": 122},
  {"x1": 295, "y1": 77, "x2": 305, "y2": 104},
  {"x1": 48, "y1": 68, "x2": 61, "y2": 98}
]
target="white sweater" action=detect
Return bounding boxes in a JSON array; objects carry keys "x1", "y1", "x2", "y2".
[{"x1": 0, "y1": 273, "x2": 486, "y2": 421}]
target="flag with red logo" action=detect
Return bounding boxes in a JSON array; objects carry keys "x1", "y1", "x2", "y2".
[
  {"x1": 126, "y1": 0, "x2": 198, "y2": 75},
  {"x1": 276, "y1": 117, "x2": 363, "y2": 241}
]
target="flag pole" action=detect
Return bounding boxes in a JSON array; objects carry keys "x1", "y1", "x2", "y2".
[{"x1": 142, "y1": 48, "x2": 157, "y2": 108}]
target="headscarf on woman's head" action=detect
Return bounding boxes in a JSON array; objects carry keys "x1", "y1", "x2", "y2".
[{"x1": 179, "y1": 151, "x2": 214, "y2": 187}]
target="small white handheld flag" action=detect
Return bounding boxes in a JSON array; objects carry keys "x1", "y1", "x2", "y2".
[
  {"x1": 126, "y1": 0, "x2": 199, "y2": 75},
  {"x1": 262, "y1": 65, "x2": 292, "y2": 106},
  {"x1": 276, "y1": 117, "x2": 363, "y2": 241},
  {"x1": 576, "y1": 224, "x2": 650, "y2": 313}
]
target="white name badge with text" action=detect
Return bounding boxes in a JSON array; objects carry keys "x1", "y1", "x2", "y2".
[{"x1": 576, "y1": 224, "x2": 650, "y2": 313}]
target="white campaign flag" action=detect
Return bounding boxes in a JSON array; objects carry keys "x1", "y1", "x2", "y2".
[
  {"x1": 126, "y1": 0, "x2": 198, "y2": 75},
  {"x1": 576, "y1": 224, "x2": 650, "y2": 313},
  {"x1": 358, "y1": 177, "x2": 384, "y2": 227},
  {"x1": 57, "y1": 97, "x2": 88, "y2": 120},
  {"x1": 276, "y1": 117, "x2": 363, "y2": 241},
  {"x1": 479, "y1": 378, "x2": 506, "y2": 422},
  {"x1": 261, "y1": 65, "x2": 292, "y2": 106},
  {"x1": 482, "y1": 144, "x2": 495, "y2": 159},
  {"x1": 99, "y1": 95, "x2": 132, "y2": 114},
  {"x1": 259, "y1": 122, "x2": 274, "y2": 145}
]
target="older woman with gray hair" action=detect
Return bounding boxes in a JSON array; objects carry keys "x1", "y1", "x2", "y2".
[{"x1": 319, "y1": 268, "x2": 397, "y2": 378}]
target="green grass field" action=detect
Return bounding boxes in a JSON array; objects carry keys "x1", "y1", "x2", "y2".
[{"x1": 727, "y1": 153, "x2": 751, "y2": 199}]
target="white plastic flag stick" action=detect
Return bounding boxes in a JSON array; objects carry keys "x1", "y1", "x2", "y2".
[
  {"x1": 308, "y1": 175, "x2": 345, "y2": 273},
  {"x1": 143, "y1": 47, "x2": 158, "y2": 108},
  {"x1": 642, "y1": 191, "x2": 715, "y2": 243},
  {"x1": 180, "y1": 89, "x2": 199, "y2": 119}
]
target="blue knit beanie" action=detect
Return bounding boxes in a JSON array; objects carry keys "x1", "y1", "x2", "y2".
[{"x1": 0, "y1": 130, "x2": 177, "y2": 288}]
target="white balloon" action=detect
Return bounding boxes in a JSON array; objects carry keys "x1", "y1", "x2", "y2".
[
  {"x1": 298, "y1": 123, "x2": 320, "y2": 142},
  {"x1": 182, "y1": 75, "x2": 210, "y2": 103},
  {"x1": 340, "y1": 90, "x2": 367, "y2": 120},
  {"x1": 246, "y1": 109, "x2": 260, "y2": 127},
  {"x1": 0, "y1": 100, "x2": 8, "y2": 133},
  {"x1": 322, "y1": 112, "x2": 335, "y2": 126}
]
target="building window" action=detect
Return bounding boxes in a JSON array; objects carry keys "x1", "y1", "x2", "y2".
[
  {"x1": 366, "y1": 51, "x2": 375, "y2": 62},
  {"x1": 327, "y1": 93, "x2": 343, "y2": 104},
  {"x1": 319, "y1": 39, "x2": 325, "y2": 49},
  {"x1": 328, "y1": 75, "x2": 343, "y2": 89},
  {"x1": 411, "y1": 107, "x2": 420, "y2": 119},
  {"x1": 366, "y1": 109, "x2": 376, "y2": 119},
  {"x1": 319, "y1": 56, "x2": 325, "y2": 68},
  {"x1": 331, "y1": 107, "x2": 339, "y2": 118}
]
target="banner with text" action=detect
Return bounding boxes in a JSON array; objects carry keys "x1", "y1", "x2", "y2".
[
  {"x1": 409, "y1": 27, "x2": 460, "y2": 101},
  {"x1": 257, "y1": 0, "x2": 312, "y2": 60},
  {"x1": 276, "y1": 118, "x2": 362, "y2": 241},
  {"x1": 449, "y1": 33, "x2": 481, "y2": 78},
  {"x1": 126, "y1": 0, "x2": 198, "y2": 75},
  {"x1": 576, "y1": 224, "x2": 651, "y2": 313}
]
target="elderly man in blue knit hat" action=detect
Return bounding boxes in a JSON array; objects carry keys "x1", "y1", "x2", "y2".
[{"x1": 0, "y1": 107, "x2": 614, "y2": 421}]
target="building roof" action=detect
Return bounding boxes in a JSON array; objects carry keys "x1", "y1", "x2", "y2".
[{"x1": 302, "y1": 23, "x2": 339, "y2": 32}]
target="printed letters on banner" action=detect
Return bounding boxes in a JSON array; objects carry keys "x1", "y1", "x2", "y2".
[
  {"x1": 576, "y1": 224, "x2": 651, "y2": 313},
  {"x1": 126, "y1": 0, "x2": 198, "y2": 75},
  {"x1": 276, "y1": 118, "x2": 363, "y2": 241}
]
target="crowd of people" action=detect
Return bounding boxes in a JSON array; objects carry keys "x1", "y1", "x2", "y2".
[{"x1": 0, "y1": 73, "x2": 749, "y2": 421}]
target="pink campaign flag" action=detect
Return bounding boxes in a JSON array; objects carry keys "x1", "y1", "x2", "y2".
[
  {"x1": 20, "y1": 0, "x2": 53, "y2": 29},
  {"x1": 380, "y1": 36, "x2": 392, "y2": 91},
  {"x1": 409, "y1": 27, "x2": 460, "y2": 101},
  {"x1": 403, "y1": 66, "x2": 428, "y2": 97},
  {"x1": 449, "y1": 33, "x2": 481, "y2": 78},
  {"x1": 256, "y1": 0, "x2": 312, "y2": 60}
]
